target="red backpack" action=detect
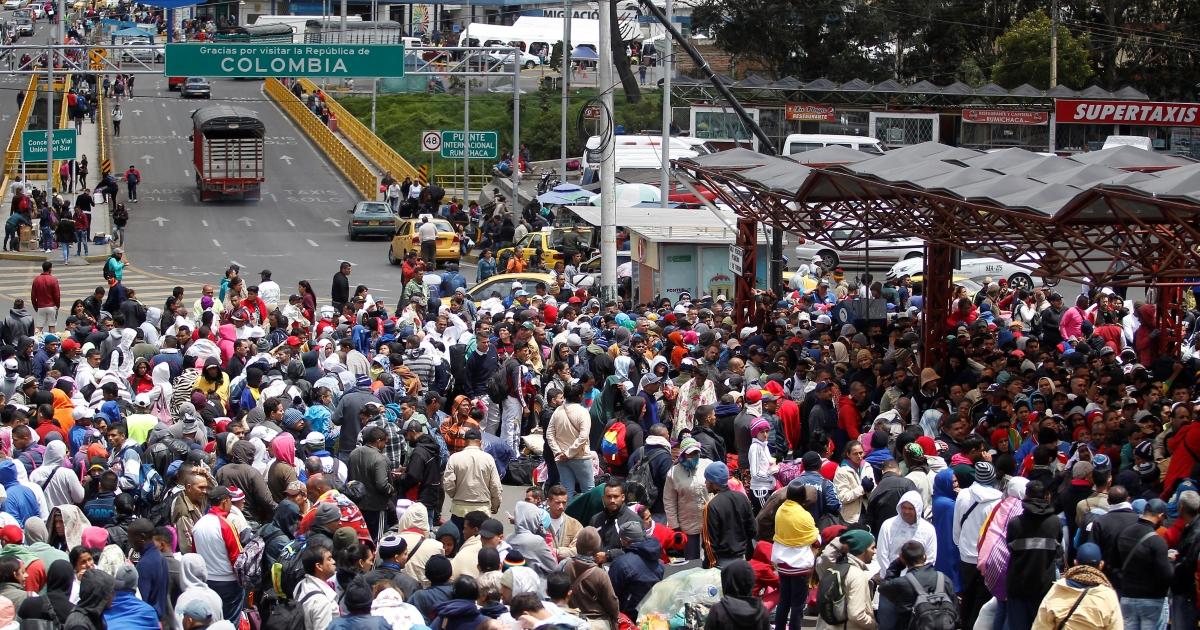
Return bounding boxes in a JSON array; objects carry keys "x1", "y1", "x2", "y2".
[{"x1": 601, "y1": 420, "x2": 629, "y2": 467}]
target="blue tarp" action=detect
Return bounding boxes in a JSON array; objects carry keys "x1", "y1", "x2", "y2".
[
  {"x1": 571, "y1": 46, "x2": 599, "y2": 60},
  {"x1": 112, "y1": 27, "x2": 155, "y2": 37}
]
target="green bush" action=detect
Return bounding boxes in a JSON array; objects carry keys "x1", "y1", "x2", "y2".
[{"x1": 337, "y1": 89, "x2": 668, "y2": 177}]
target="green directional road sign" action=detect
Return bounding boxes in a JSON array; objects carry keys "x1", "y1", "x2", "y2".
[
  {"x1": 440, "y1": 131, "x2": 499, "y2": 159},
  {"x1": 164, "y1": 43, "x2": 406, "y2": 78},
  {"x1": 21, "y1": 129, "x2": 76, "y2": 162}
]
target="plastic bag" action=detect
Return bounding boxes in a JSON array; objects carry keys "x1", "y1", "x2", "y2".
[{"x1": 635, "y1": 567, "x2": 722, "y2": 623}]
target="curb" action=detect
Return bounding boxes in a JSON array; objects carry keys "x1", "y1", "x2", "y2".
[{"x1": 0, "y1": 246, "x2": 110, "y2": 263}]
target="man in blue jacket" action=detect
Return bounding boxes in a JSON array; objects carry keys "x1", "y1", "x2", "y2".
[
  {"x1": 129, "y1": 519, "x2": 169, "y2": 620},
  {"x1": 626, "y1": 424, "x2": 674, "y2": 521},
  {"x1": 608, "y1": 520, "x2": 665, "y2": 617}
]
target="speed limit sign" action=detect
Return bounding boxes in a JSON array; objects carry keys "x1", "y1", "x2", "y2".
[{"x1": 421, "y1": 131, "x2": 442, "y2": 152}]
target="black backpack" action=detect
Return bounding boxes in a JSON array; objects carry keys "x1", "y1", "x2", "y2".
[
  {"x1": 906, "y1": 571, "x2": 958, "y2": 630},
  {"x1": 625, "y1": 447, "x2": 669, "y2": 508},
  {"x1": 816, "y1": 558, "x2": 850, "y2": 625},
  {"x1": 262, "y1": 592, "x2": 318, "y2": 630},
  {"x1": 487, "y1": 359, "x2": 516, "y2": 404}
]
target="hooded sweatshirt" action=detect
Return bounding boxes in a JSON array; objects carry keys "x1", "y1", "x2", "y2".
[
  {"x1": 0, "y1": 461, "x2": 39, "y2": 526},
  {"x1": 507, "y1": 502, "x2": 559, "y2": 577},
  {"x1": 173, "y1": 554, "x2": 224, "y2": 630},
  {"x1": 65, "y1": 569, "x2": 114, "y2": 630},
  {"x1": 876, "y1": 490, "x2": 938, "y2": 578},
  {"x1": 703, "y1": 560, "x2": 770, "y2": 630},
  {"x1": 30, "y1": 441, "x2": 84, "y2": 509},
  {"x1": 953, "y1": 478, "x2": 1004, "y2": 564},
  {"x1": 930, "y1": 469, "x2": 963, "y2": 592},
  {"x1": 608, "y1": 536, "x2": 664, "y2": 617}
]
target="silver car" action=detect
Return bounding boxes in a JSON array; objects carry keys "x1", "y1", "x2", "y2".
[
  {"x1": 888, "y1": 252, "x2": 1058, "y2": 292},
  {"x1": 794, "y1": 230, "x2": 925, "y2": 272}
]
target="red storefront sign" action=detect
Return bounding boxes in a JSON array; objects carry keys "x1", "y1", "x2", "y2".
[
  {"x1": 1056, "y1": 99, "x2": 1200, "y2": 126},
  {"x1": 961, "y1": 109, "x2": 1048, "y2": 125},
  {"x1": 785, "y1": 103, "x2": 837, "y2": 121}
]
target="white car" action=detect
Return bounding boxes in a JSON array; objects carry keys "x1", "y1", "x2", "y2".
[
  {"x1": 794, "y1": 231, "x2": 925, "y2": 272},
  {"x1": 29, "y1": 5, "x2": 42, "y2": 17},
  {"x1": 120, "y1": 38, "x2": 163, "y2": 62},
  {"x1": 487, "y1": 49, "x2": 541, "y2": 70},
  {"x1": 888, "y1": 253, "x2": 1059, "y2": 291},
  {"x1": 3, "y1": 0, "x2": 25, "y2": 10}
]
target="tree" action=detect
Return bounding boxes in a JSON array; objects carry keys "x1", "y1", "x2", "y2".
[
  {"x1": 992, "y1": 10, "x2": 1093, "y2": 89},
  {"x1": 690, "y1": 0, "x2": 885, "y2": 80}
]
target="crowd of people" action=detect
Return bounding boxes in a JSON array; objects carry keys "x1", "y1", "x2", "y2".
[{"x1": 0, "y1": 250, "x2": 1193, "y2": 630}]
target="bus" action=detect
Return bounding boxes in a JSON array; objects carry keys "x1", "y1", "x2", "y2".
[
  {"x1": 214, "y1": 22, "x2": 295, "y2": 43},
  {"x1": 302, "y1": 20, "x2": 404, "y2": 44},
  {"x1": 191, "y1": 105, "x2": 266, "y2": 201}
]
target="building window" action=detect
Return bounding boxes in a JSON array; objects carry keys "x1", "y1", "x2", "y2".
[{"x1": 960, "y1": 122, "x2": 1050, "y2": 151}]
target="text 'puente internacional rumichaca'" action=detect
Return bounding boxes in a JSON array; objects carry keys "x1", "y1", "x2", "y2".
[{"x1": 672, "y1": 142, "x2": 1200, "y2": 366}]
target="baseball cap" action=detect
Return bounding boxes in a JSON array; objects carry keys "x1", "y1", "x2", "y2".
[
  {"x1": 479, "y1": 519, "x2": 504, "y2": 539},
  {"x1": 1076, "y1": 542, "x2": 1103, "y2": 566},
  {"x1": 1145, "y1": 498, "x2": 1169, "y2": 515},
  {"x1": 303, "y1": 432, "x2": 325, "y2": 447},
  {"x1": 181, "y1": 600, "x2": 215, "y2": 622},
  {"x1": 134, "y1": 393, "x2": 151, "y2": 408}
]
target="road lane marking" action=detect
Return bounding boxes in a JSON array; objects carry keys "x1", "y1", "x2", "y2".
[
  {"x1": 166, "y1": 116, "x2": 170, "y2": 121},
  {"x1": 177, "y1": 148, "x2": 182, "y2": 154},
  {"x1": 286, "y1": 219, "x2": 295, "y2": 227},
  {"x1": 184, "y1": 170, "x2": 189, "y2": 177},
  {"x1": 307, "y1": 239, "x2": 319, "y2": 247},
  {"x1": 202, "y1": 220, "x2": 208, "y2": 227},
  {"x1": 213, "y1": 239, "x2": 221, "y2": 247},
  {"x1": 269, "y1": 193, "x2": 277, "y2": 202}
]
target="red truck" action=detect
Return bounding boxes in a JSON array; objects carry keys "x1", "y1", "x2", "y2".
[{"x1": 190, "y1": 105, "x2": 265, "y2": 201}]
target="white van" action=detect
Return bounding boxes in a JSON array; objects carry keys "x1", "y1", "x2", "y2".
[
  {"x1": 1101, "y1": 135, "x2": 1154, "y2": 151},
  {"x1": 782, "y1": 134, "x2": 885, "y2": 156}
]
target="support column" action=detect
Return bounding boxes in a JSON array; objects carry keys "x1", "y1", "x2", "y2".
[
  {"x1": 1155, "y1": 285, "x2": 1184, "y2": 359},
  {"x1": 733, "y1": 217, "x2": 757, "y2": 331},
  {"x1": 921, "y1": 243, "x2": 954, "y2": 369}
]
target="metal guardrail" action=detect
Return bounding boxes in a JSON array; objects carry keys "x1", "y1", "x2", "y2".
[
  {"x1": 4, "y1": 76, "x2": 38, "y2": 177},
  {"x1": 296, "y1": 78, "x2": 419, "y2": 182},
  {"x1": 265, "y1": 78, "x2": 375, "y2": 200},
  {"x1": 434, "y1": 174, "x2": 491, "y2": 196},
  {"x1": 51, "y1": 81, "x2": 70, "y2": 190},
  {"x1": 97, "y1": 87, "x2": 110, "y2": 178}
]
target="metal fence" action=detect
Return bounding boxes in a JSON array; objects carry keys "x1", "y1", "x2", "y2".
[{"x1": 297, "y1": 78, "x2": 419, "y2": 182}]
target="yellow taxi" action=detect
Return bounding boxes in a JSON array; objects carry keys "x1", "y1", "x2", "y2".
[
  {"x1": 442, "y1": 272, "x2": 555, "y2": 307},
  {"x1": 389, "y1": 215, "x2": 461, "y2": 267},
  {"x1": 496, "y1": 226, "x2": 594, "y2": 264}
]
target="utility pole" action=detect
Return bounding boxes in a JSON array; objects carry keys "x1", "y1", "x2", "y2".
[
  {"x1": 463, "y1": 0, "x2": 471, "y2": 201},
  {"x1": 659, "y1": 0, "x2": 670, "y2": 209},
  {"x1": 512, "y1": 51, "x2": 520, "y2": 201},
  {"x1": 1050, "y1": 0, "x2": 1058, "y2": 87},
  {"x1": 560, "y1": 0, "x2": 571, "y2": 180},
  {"x1": 598, "y1": 0, "x2": 617, "y2": 302}
]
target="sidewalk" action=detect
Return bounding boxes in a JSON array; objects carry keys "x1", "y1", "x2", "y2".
[{"x1": 0, "y1": 110, "x2": 109, "y2": 265}]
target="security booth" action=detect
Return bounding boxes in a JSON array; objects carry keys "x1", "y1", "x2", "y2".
[{"x1": 561, "y1": 205, "x2": 773, "y2": 305}]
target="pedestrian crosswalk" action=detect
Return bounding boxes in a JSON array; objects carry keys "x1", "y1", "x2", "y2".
[{"x1": 0, "y1": 263, "x2": 207, "y2": 308}]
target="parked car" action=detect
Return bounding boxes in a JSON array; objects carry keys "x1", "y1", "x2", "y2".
[
  {"x1": 3, "y1": 0, "x2": 27, "y2": 11},
  {"x1": 888, "y1": 252, "x2": 1058, "y2": 291},
  {"x1": 443, "y1": 272, "x2": 555, "y2": 307},
  {"x1": 794, "y1": 231, "x2": 925, "y2": 272},
  {"x1": 180, "y1": 77, "x2": 210, "y2": 98},
  {"x1": 346, "y1": 201, "x2": 396, "y2": 240},
  {"x1": 120, "y1": 39, "x2": 163, "y2": 62},
  {"x1": 487, "y1": 49, "x2": 541, "y2": 69},
  {"x1": 782, "y1": 134, "x2": 886, "y2": 156}
]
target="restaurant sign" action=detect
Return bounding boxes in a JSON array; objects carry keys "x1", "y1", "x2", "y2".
[
  {"x1": 962, "y1": 109, "x2": 1048, "y2": 125},
  {"x1": 785, "y1": 103, "x2": 837, "y2": 121},
  {"x1": 1055, "y1": 99, "x2": 1200, "y2": 126}
]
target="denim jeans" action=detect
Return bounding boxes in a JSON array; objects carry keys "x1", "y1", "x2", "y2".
[
  {"x1": 75, "y1": 229, "x2": 88, "y2": 255},
  {"x1": 1120, "y1": 597, "x2": 1167, "y2": 630},
  {"x1": 1171, "y1": 595, "x2": 1197, "y2": 630},
  {"x1": 775, "y1": 574, "x2": 809, "y2": 630},
  {"x1": 877, "y1": 590, "x2": 898, "y2": 630},
  {"x1": 558, "y1": 457, "x2": 594, "y2": 501},
  {"x1": 207, "y1": 580, "x2": 244, "y2": 622},
  {"x1": 40, "y1": 226, "x2": 52, "y2": 250},
  {"x1": 61, "y1": 242, "x2": 69, "y2": 263},
  {"x1": 112, "y1": 225, "x2": 124, "y2": 245},
  {"x1": 1006, "y1": 597, "x2": 1041, "y2": 630}
]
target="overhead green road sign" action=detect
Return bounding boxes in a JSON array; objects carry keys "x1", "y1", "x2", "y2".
[
  {"x1": 21, "y1": 129, "x2": 76, "y2": 162},
  {"x1": 164, "y1": 44, "x2": 406, "y2": 78},
  {"x1": 440, "y1": 131, "x2": 499, "y2": 159}
]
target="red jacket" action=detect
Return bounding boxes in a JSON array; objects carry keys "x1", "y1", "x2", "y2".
[
  {"x1": 837, "y1": 395, "x2": 862, "y2": 442},
  {"x1": 646, "y1": 521, "x2": 686, "y2": 563},
  {"x1": 30, "y1": 272, "x2": 59, "y2": 309}
]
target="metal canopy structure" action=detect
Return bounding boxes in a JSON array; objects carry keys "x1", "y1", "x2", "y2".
[{"x1": 674, "y1": 143, "x2": 1200, "y2": 364}]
